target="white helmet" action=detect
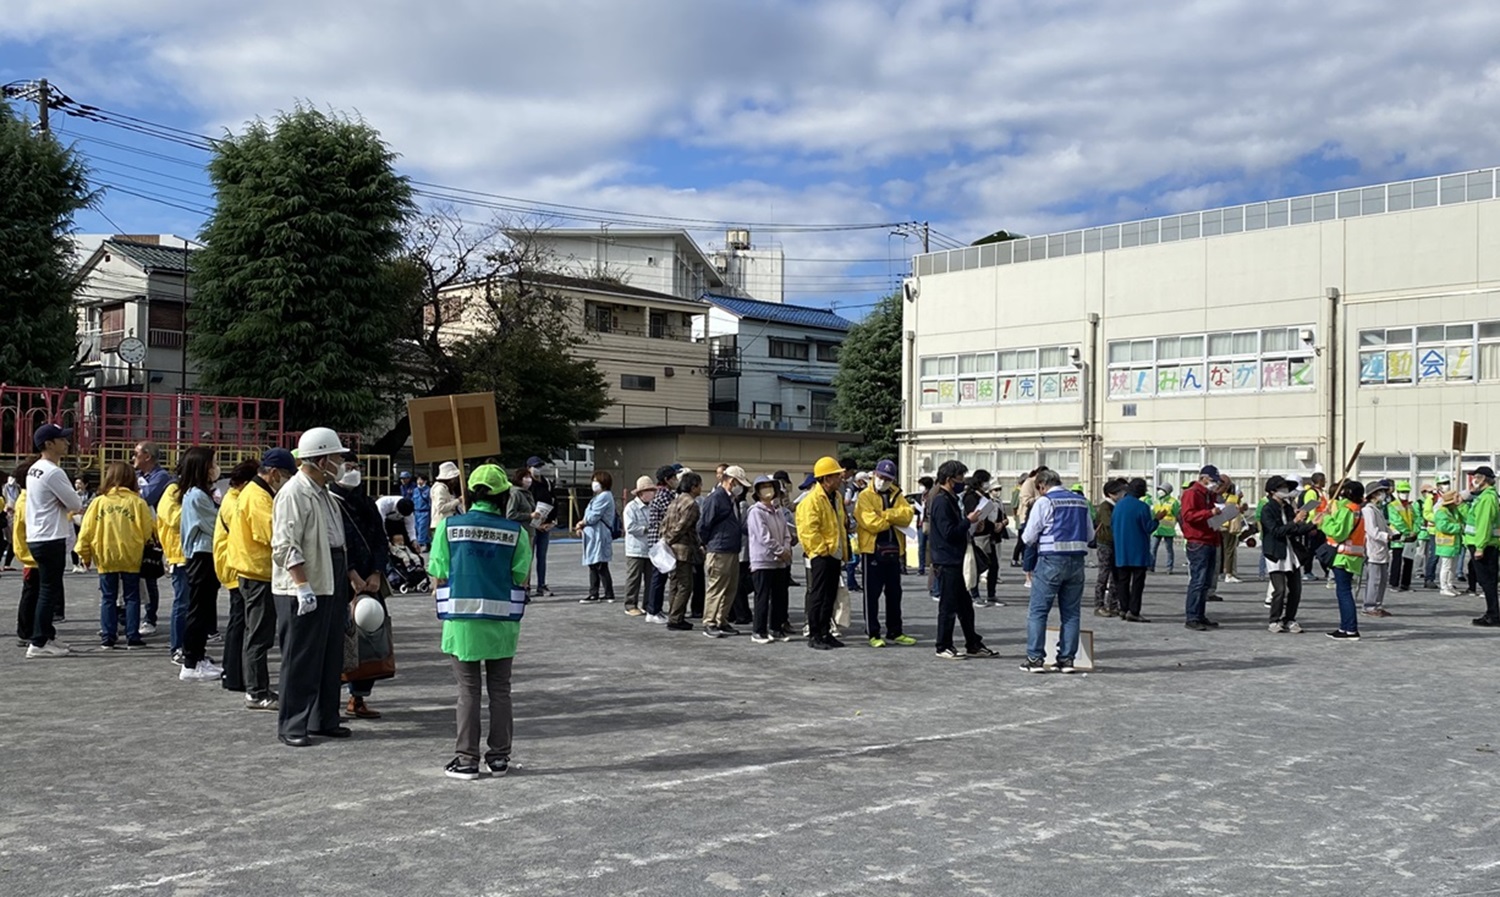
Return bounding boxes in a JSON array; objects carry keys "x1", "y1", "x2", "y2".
[{"x1": 297, "y1": 427, "x2": 348, "y2": 460}]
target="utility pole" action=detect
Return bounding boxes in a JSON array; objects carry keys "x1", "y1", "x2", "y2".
[
  {"x1": 921, "y1": 221, "x2": 929, "y2": 254},
  {"x1": 36, "y1": 79, "x2": 48, "y2": 132}
]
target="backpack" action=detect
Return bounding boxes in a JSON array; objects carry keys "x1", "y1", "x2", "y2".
[{"x1": 609, "y1": 506, "x2": 623, "y2": 540}]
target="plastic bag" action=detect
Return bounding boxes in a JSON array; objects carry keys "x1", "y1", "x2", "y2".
[{"x1": 649, "y1": 538, "x2": 678, "y2": 574}]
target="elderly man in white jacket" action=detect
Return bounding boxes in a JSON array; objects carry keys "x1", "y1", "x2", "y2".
[{"x1": 271, "y1": 427, "x2": 352, "y2": 748}]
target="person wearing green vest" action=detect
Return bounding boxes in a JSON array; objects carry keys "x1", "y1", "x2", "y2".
[
  {"x1": 1464, "y1": 466, "x2": 1500, "y2": 627},
  {"x1": 429, "y1": 464, "x2": 533, "y2": 780},
  {"x1": 1386, "y1": 480, "x2": 1419, "y2": 592},
  {"x1": 1318, "y1": 480, "x2": 1366, "y2": 640},
  {"x1": 1150, "y1": 484, "x2": 1179, "y2": 574},
  {"x1": 1418, "y1": 480, "x2": 1440, "y2": 589},
  {"x1": 1433, "y1": 489, "x2": 1464, "y2": 597}
]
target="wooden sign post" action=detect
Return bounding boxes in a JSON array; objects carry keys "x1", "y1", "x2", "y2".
[
  {"x1": 407, "y1": 392, "x2": 502, "y2": 506},
  {"x1": 1453, "y1": 421, "x2": 1469, "y2": 484}
]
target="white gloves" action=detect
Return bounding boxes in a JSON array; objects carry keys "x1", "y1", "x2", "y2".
[{"x1": 296, "y1": 582, "x2": 318, "y2": 616}]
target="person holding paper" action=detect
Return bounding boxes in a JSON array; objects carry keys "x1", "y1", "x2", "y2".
[
  {"x1": 1019, "y1": 468, "x2": 1092, "y2": 672},
  {"x1": 1179, "y1": 465, "x2": 1226, "y2": 631},
  {"x1": 855, "y1": 459, "x2": 917, "y2": 648},
  {"x1": 1259, "y1": 476, "x2": 1318, "y2": 633},
  {"x1": 928, "y1": 460, "x2": 996, "y2": 661},
  {"x1": 961, "y1": 470, "x2": 1001, "y2": 605},
  {"x1": 428, "y1": 464, "x2": 531, "y2": 780}
]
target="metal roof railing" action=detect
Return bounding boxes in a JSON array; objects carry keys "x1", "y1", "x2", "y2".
[{"x1": 914, "y1": 168, "x2": 1500, "y2": 277}]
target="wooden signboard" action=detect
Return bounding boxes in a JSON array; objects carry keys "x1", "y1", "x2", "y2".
[
  {"x1": 407, "y1": 392, "x2": 500, "y2": 464},
  {"x1": 1453, "y1": 421, "x2": 1470, "y2": 453}
]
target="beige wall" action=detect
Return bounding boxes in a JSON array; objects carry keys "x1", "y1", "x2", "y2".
[
  {"x1": 905, "y1": 194, "x2": 1500, "y2": 491},
  {"x1": 593, "y1": 430, "x2": 851, "y2": 489}
]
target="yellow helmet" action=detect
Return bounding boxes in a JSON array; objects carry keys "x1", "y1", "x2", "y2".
[{"x1": 813, "y1": 456, "x2": 843, "y2": 478}]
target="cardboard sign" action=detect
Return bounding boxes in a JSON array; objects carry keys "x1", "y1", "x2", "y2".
[
  {"x1": 407, "y1": 392, "x2": 500, "y2": 463},
  {"x1": 1453, "y1": 421, "x2": 1470, "y2": 453}
]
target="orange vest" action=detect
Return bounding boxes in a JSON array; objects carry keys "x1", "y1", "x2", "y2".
[{"x1": 1327, "y1": 501, "x2": 1367, "y2": 556}]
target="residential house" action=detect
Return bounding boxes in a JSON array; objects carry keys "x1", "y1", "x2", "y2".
[
  {"x1": 701, "y1": 293, "x2": 852, "y2": 431},
  {"x1": 73, "y1": 237, "x2": 200, "y2": 393},
  {"x1": 510, "y1": 228, "x2": 727, "y2": 301}
]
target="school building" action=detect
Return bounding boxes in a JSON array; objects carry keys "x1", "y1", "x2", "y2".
[{"x1": 900, "y1": 168, "x2": 1500, "y2": 493}]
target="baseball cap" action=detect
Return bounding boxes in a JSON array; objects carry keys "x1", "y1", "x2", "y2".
[
  {"x1": 32, "y1": 423, "x2": 72, "y2": 450},
  {"x1": 1199, "y1": 464, "x2": 1222, "y2": 481},
  {"x1": 469, "y1": 464, "x2": 512, "y2": 494},
  {"x1": 1474, "y1": 466, "x2": 1496, "y2": 480},
  {"x1": 398, "y1": 470, "x2": 412, "y2": 479},
  {"x1": 525, "y1": 456, "x2": 546, "y2": 468},
  {"x1": 874, "y1": 459, "x2": 897, "y2": 480},
  {"x1": 799, "y1": 472, "x2": 817, "y2": 490},
  {"x1": 261, "y1": 448, "x2": 297, "y2": 473},
  {"x1": 722, "y1": 465, "x2": 752, "y2": 488}
]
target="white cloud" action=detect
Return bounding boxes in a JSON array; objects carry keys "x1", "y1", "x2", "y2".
[{"x1": 12, "y1": 0, "x2": 1500, "y2": 296}]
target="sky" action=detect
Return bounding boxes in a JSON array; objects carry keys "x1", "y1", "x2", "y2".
[{"x1": 5, "y1": 0, "x2": 1500, "y2": 317}]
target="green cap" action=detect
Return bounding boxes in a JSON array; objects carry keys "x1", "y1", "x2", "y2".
[
  {"x1": 468, "y1": 463, "x2": 511, "y2": 495},
  {"x1": 1395, "y1": 480, "x2": 1412, "y2": 492},
  {"x1": 1069, "y1": 483, "x2": 1084, "y2": 493}
]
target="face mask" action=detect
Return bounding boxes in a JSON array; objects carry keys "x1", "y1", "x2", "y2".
[
  {"x1": 1396, "y1": 492, "x2": 1409, "y2": 502},
  {"x1": 530, "y1": 466, "x2": 544, "y2": 476},
  {"x1": 758, "y1": 489, "x2": 776, "y2": 503},
  {"x1": 590, "y1": 481, "x2": 602, "y2": 493},
  {"x1": 316, "y1": 456, "x2": 340, "y2": 479},
  {"x1": 338, "y1": 468, "x2": 362, "y2": 489},
  {"x1": 875, "y1": 478, "x2": 891, "y2": 492},
  {"x1": 1275, "y1": 489, "x2": 1294, "y2": 501},
  {"x1": 731, "y1": 485, "x2": 745, "y2": 498}
]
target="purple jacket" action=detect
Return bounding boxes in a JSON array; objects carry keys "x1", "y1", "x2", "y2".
[{"x1": 746, "y1": 501, "x2": 792, "y2": 571}]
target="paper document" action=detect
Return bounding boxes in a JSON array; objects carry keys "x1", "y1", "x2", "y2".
[
  {"x1": 974, "y1": 496, "x2": 1001, "y2": 521},
  {"x1": 534, "y1": 501, "x2": 554, "y2": 519},
  {"x1": 897, "y1": 523, "x2": 919, "y2": 543},
  {"x1": 1298, "y1": 498, "x2": 1321, "y2": 513},
  {"x1": 1206, "y1": 504, "x2": 1242, "y2": 530}
]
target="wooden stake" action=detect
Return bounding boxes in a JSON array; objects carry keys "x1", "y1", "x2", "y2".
[{"x1": 449, "y1": 394, "x2": 467, "y2": 509}]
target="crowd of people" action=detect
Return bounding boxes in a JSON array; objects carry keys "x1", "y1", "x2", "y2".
[{"x1": 12, "y1": 419, "x2": 1498, "y2": 775}]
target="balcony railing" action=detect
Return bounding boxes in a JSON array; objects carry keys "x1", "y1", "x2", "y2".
[
  {"x1": 101, "y1": 330, "x2": 124, "y2": 352},
  {"x1": 149, "y1": 328, "x2": 184, "y2": 349},
  {"x1": 708, "y1": 348, "x2": 740, "y2": 377}
]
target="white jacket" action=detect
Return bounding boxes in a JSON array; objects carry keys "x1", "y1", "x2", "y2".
[
  {"x1": 271, "y1": 470, "x2": 339, "y2": 596},
  {"x1": 623, "y1": 497, "x2": 651, "y2": 558},
  {"x1": 1361, "y1": 503, "x2": 1392, "y2": 565}
]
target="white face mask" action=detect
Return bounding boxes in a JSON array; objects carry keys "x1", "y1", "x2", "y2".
[
  {"x1": 875, "y1": 478, "x2": 891, "y2": 492},
  {"x1": 530, "y1": 466, "x2": 544, "y2": 477},
  {"x1": 1396, "y1": 492, "x2": 1410, "y2": 501},
  {"x1": 590, "y1": 481, "x2": 602, "y2": 493},
  {"x1": 521, "y1": 476, "x2": 533, "y2": 488},
  {"x1": 315, "y1": 456, "x2": 340, "y2": 479},
  {"x1": 1275, "y1": 489, "x2": 1294, "y2": 501},
  {"x1": 338, "y1": 468, "x2": 362, "y2": 489}
]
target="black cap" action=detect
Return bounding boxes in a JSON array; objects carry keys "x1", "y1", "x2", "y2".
[
  {"x1": 32, "y1": 423, "x2": 73, "y2": 450},
  {"x1": 1474, "y1": 466, "x2": 1496, "y2": 480}
]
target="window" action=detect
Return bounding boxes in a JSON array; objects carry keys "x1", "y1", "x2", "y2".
[
  {"x1": 809, "y1": 392, "x2": 834, "y2": 429},
  {"x1": 1040, "y1": 449, "x2": 1081, "y2": 476},
  {"x1": 620, "y1": 374, "x2": 656, "y2": 391},
  {"x1": 815, "y1": 342, "x2": 840, "y2": 363},
  {"x1": 995, "y1": 449, "x2": 1037, "y2": 475},
  {"x1": 148, "y1": 303, "x2": 184, "y2": 348},
  {"x1": 100, "y1": 303, "x2": 126, "y2": 351},
  {"x1": 1364, "y1": 317, "x2": 1492, "y2": 387},
  {"x1": 1112, "y1": 327, "x2": 1311, "y2": 399},
  {"x1": 751, "y1": 402, "x2": 782, "y2": 421},
  {"x1": 922, "y1": 346, "x2": 1079, "y2": 407},
  {"x1": 769, "y1": 338, "x2": 809, "y2": 361},
  {"x1": 588, "y1": 304, "x2": 613, "y2": 334},
  {"x1": 649, "y1": 311, "x2": 669, "y2": 339}
]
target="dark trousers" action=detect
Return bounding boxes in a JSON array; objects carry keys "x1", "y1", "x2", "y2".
[
  {"x1": 587, "y1": 562, "x2": 615, "y2": 599},
  {"x1": 183, "y1": 552, "x2": 218, "y2": 668},
  {"x1": 624, "y1": 556, "x2": 649, "y2": 609},
  {"x1": 274, "y1": 549, "x2": 349, "y2": 738},
  {"x1": 1268, "y1": 570, "x2": 1303, "y2": 622},
  {"x1": 730, "y1": 560, "x2": 753, "y2": 624},
  {"x1": 646, "y1": 566, "x2": 667, "y2": 616},
  {"x1": 691, "y1": 564, "x2": 705, "y2": 617},
  {"x1": 240, "y1": 577, "x2": 278, "y2": 700},
  {"x1": 1391, "y1": 545, "x2": 1414, "y2": 590},
  {"x1": 1012, "y1": 536, "x2": 1025, "y2": 565},
  {"x1": 971, "y1": 541, "x2": 998, "y2": 599},
  {"x1": 534, "y1": 528, "x2": 550, "y2": 588},
  {"x1": 142, "y1": 573, "x2": 161, "y2": 626},
  {"x1": 1114, "y1": 565, "x2": 1147, "y2": 616},
  {"x1": 221, "y1": 587, "x2": 246, "y2": 692},
  {"x1": 452, "y1": 656, "x2": 513, "y2": 763},
  {"x1": 1094, "y1": 545, "x2": 1117, "y2": 609},
  {"x1": 751, "y1": 567, "x2": 790, "y2": 637},
  {"x1": 934, "y1": 563, "x2": 983, "y2": 652},
  {"x1": 29, "y1": 539, "x2": 66, "y2": 648},
  {"x1": 806, "y1": 555, "x2": 840, "y2": 642},
  {"x1": 16, "y1": 566, "x2": 41, "y2": 642},
  {"x1": 1476, "y1": 549, "x2": 1500, "y2": 619},
  {"x1": 862, "y1": 552, "x2": 904, "y2": 639}
]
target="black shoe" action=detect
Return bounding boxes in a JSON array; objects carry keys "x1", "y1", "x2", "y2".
[
  {"x1": 965, "y1": 645, "x2": 998, "y2": 658},
  {"x1": 702, "y1": 627, "x2": 726, "y2": 639},
  {"x1": 1197, "y1": 617, "x2": 1220, "y2": 628},
  {"x1": 1206, "y1": 595, "x2": 1223, "y2": 602},
  {"x1": 1184, "y1": 620, "x2": 1210, "y2": 631},
  {"x1": 1054, "y1": 658, "x2": 1077, "y2": 674},
  {"x1": 312, "y1": 726, "x2": 353, "y2": 739},
  {"x1": 486, "y1": 757, "x2": 509, "y2": 777},
  {"x1": 809, "y1": 638, "x2": 834, "y2": 650},
  {"x1": 717, "y1": 625, "x2": 740, "y2": 636},
  {"x1": 666, "y1": 620, "x2": 693, "y2": 631},
  {"x1": 445, "y1": 757, "x2": 480, "y2": 780},
  {"x1": 279, "y1": 734, "x2": 313, "y2": 748},
  {"x1": 1019, "y1": 656, "x2": 1047, "y2": 673},
  {"x1": 824, "y1": 636, "x2": 846, "y2": 648},
  {"x1": 1326, "y1": 629, "x2": 1361, "y2": 640},
  {"x1": 579, "y1": 596, "x2": 599, "y2": 604},
  {"x1": 100, "y1": 640, "x2": 120, "y2": 650},
  {"x1": 125, "y1": 639, "x2": 148, "y2": 649},
  {"x1": 1472, "y1": 615, "x2": 1500, "y2": 627},
  {"x1": 1123, "y1": 612, "x2": 1151, "y2": 623}
]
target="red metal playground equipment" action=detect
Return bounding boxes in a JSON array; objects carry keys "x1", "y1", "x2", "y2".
[{"x1": 0, "y1": 385, "x2": 288, "y2": 470}]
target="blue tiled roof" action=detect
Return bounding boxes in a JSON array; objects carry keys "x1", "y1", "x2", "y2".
[
  {"x1": 703, "y1": 293, "x2": 852, "y2": 332},
  {"x1": 777, "y1": 373, "x2": 834, "y2": 386}
]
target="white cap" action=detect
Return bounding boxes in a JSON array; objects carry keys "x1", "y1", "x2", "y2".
[{"x1": 722, "y1": 465, "x2": 752, "y2": 488}]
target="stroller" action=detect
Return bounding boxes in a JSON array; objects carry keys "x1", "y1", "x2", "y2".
[{"x1": 385, "y1": 523, "x2": 432, "y2": 594}]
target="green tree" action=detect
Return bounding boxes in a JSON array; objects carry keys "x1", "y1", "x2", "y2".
[
  {"x1": 832, "y1": 290, "x2": 902, "y2": 466},
  {"x1": 190, "y1": 107, "x2": 415, "y2": 432},
  {"x1": 0, "y1": 101, "x2": 91, "y2": 386}
]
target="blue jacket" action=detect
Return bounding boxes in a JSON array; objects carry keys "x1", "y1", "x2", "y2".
[
  {"x1": 1112, "y1": 494, "x2": 1156, "y2": 568},
  {"x1": 580, "y1": 490, "x2": 615, "y2": 565},
  {"x1": 1023, "y1": 487, "x2": 1092, "y2": 556},
  {"x1": 927, "y1": 487, "x2": 968, "y2": 567},
  {"x1": 180, "y1": 486, "x2": 217, "y2": 557},
  {"x1": 697, "y1": 486, "x2": 743, "y2": 553}
]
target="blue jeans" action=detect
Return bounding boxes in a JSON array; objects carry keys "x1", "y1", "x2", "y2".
[
  {"x1": 917, "y1": 529, "x2": 928, "y2": 574},
  {"x1": 169, "y1": 565, "x2": 189, "y2": 652},
  {"x1": 1151, "y1": 536, "x2": 1174, "y2": 572},
  {"x1": 1026, "y1": 554, "x2": 1085, "y2": 661},
  {"x1": 1333, "y1": 567, "x2": 1359, "y2": 632},
  {"x1": 534, "y1": 528, "x2": 550, "y2": 588},
  {"x1": 99, "y1": 572, "x2": 142, "y2": 644},
  {"x1": 142, "y1": 573, "x2": 160, "y2": 626},
  {"x1": 1185, "y1": 542, "x2": 1217, "y2": 622}
]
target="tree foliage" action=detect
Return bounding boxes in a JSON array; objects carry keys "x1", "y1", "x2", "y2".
[
  {"x1": 832, "y1": 290, "x2": 902, "y2": 466},
  {"x1": 368, "y1": 213, "x2": 611, "y2": 464},
  {"x1": 189, "y1": 107, "x2": 415, "y2": 432},
  {"x1": 0, "y1": 101, "x2": 91, "y2": 386}
]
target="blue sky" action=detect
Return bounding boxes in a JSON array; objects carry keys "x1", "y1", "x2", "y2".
[{"x1": 6, "y1": 0, "x2": 1500, "y2": 317}]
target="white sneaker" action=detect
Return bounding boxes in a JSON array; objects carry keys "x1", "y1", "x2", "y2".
[
  {"x1": 70, "y1": 564, "x2": 84, "y2": 574},
  {"x1": 1440, "y1": 590, "x2": 1459, "y2": 597},
  {"x1": 25, "y1": 642, "x2": 72, "y2": 658},
  {"x1": 138, "y1": 623, "x2": 157, "y2": 635},
  {"x1": 179, "y1": 660, "x2": 222, "y2": 682},
  {"x1": 1224, "y1": 575, "x2": 1243, "y2": 584},
  {"x1": 645, "y1": 613, "x2": 665, "y2": 624},
  {"x1": 1286, "y1": 621, "x2": 1303, "y2": 633},
  {"x1": 200, "y1": 659, "x2": 224, "y2": 676},
  {"x1": 1268, "y1": 622, "x2": 1283, "y2": 633}
]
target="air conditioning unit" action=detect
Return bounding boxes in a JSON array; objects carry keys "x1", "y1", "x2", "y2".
[
  {"x1": 1105, "y1": 450, "x2": 1122, "y2": 468},
  {"x1": 1295, "y1": 449, "x2": 1314, "y2": 462}
]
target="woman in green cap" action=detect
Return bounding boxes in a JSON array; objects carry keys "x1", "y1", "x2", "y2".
[{"x1": 428, "y1": 464, "x2": 532, "y2": 780}]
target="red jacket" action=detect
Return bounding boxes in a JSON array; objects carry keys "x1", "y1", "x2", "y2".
[{"x1": 1179, "y1": 482, "x2": 1219, "y2": 546}]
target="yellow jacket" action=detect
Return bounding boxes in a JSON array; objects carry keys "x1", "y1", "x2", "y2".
[
  {"x1": 230, "y1": 478, "x2": 274, "y2": 582},
  {"x1": 796, "y1": 486, "x2": 849, "y2": 561},
  {"x1": 11, "y1": 491, "x2": 34, "y2": 568},
  {"x1": 75, "y1": 487, "x2": 155, "y2": 573},
  {"x1": 213, "y1": 485, "x2": 242, "y2": 589},
  {"x1": 854, "y1": 484, "x2": 914, "y2": 555},
  {"x1": 157, "y1": 484, "x2": 186, "y2": 566}
]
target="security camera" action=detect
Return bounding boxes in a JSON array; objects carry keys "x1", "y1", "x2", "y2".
[
  {"x1": 1069, "y1": 347, "x2": 1083, "y2": 369},
  {"x1": 903, "y1": 280, "x2": 920, "y2": 302},
  {"x1": 1299, "y1": 328, "x2": 1315, "y2": 345}
]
